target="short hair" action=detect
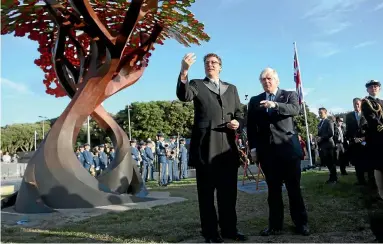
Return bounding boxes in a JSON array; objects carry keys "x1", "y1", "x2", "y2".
[
  {"x1": 203, "y1": 53, "x2": 222, "y2": 66},
  {"x1": 353, "y1": 97, "x2": 361, "y2": 103},
  {"x1": 259, "y1": 67, "x2": 280, "y2": 83},
  {"x1": 319, "y1": 107, "x2": 327, "y2": 113}
]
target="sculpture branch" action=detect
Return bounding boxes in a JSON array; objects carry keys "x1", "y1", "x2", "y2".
[{"x1": 69, "y1": 0, "x2": 115, "y2": 51}]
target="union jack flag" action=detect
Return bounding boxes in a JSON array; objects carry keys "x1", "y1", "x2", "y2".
[{"x1": 294, "y1": 46, "x2": 304, "y2": 105}]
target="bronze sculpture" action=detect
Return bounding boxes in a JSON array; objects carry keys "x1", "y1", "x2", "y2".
[{"x1": 1, "y1": 0, "x2": 209, "y2": 213}]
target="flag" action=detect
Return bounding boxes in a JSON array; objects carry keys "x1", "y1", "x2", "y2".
[{"x1": 294, "y1": 46, "x2": 304, "y2": 105}]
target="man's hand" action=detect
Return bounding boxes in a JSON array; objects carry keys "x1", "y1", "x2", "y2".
[
  {"x1": 180, "y1": 53, "x2": 196, "y2": 78},
  {"x1": 227, "y1": 119, "x2": 239, "y2": 130},
  {"x1": 260, "y1": 100, "x2": 277, "y2": 108}
]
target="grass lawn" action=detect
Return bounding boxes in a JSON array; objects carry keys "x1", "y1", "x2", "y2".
[{"x1": 1, "y1": 171, "x2": 380, "y2": 243}]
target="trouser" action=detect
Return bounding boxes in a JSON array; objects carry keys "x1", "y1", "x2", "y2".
[
  {"x1": 172, "y1": 159, "x2": 179, "y2": 181},
  {"x1": 375, "y1": 170, "x2": 383, "y2": 200},
  {"x1": 168, "y1": 159, "x2": 173, "y2": 182},
  {"x1": 349, "y1": 143, "x2": 374, "y2": 184},
  {"x1": 261, "y1": 158, "x2": 308, "y2": 230},
  {"x1": 142, "y1": 162, "x2": 148, "y2": 181},
  {"x1": 196, "y1": 163, "x2": 238, "y2": 238},
  {"x1": 181, "y1": 160, "x2": 188, "y2": 178},
  {"x1": 159, "y1": 157, "x2": 168, "y2": 185},
  {"x1": 148, "y1": 162, "x2": 154, "y2": 180},
  {"x1": 335, "y1": 143, "x2": 347, "y2": 174},
  {"x1": 319, "y1": 148, "x2": 337, "y2": 181}
]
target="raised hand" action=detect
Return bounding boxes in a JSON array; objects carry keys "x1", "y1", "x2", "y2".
[{"x1": 181, "y1": 53, "x2": 196, "y2": 76}]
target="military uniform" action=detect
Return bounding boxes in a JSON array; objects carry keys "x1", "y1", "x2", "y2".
[
  {"x1": 361, "y1": 80, "x2": 383, "y2": 171},
  {"x1": 156, "y1": 133, "x2": 168, "y2": 186},
  {"x1": 130, "y1": 139, "x2": 140, "y2": 167},
  {"x1": 82, "y1": 143, "x2": 94, "y2": 171},
  {"x1": 179, "y1": 138, "x2": 188, "y2": 179},
  {"x1": 145, "y1": 140, "x2": 155, "y2": 181},
  {"x1": 98, "y1": 144, "x2": 108, "y2": 170}
]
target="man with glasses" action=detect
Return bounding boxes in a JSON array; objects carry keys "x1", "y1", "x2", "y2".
[{"x1": 176, "y1": 53, "x2": 246, "y2": 242}]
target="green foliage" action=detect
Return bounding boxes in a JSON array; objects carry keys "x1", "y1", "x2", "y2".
[
  {"x1": 1, "y1": 122, "x2": 51, "y2": 153},
  {"x1": 1, "y1": 102, "x2": 322, "y2": 151},
  {"x1": 293, "y1": 104, "x2": 319, "y2": 140}
]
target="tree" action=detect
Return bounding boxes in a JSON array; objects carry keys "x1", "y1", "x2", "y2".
[{"x1": 293, "y1": 104, "x2": 319, "y2": 140}]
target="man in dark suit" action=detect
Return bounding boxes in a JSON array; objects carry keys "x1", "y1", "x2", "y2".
[
  {"x1": 361, "y1": 80, "x2": 383, "y2": 200},
  {"x1": 247, "y1": 67, "x2": 309, "y2": 236},
  {"x1": 345, "y1": 98, "x2": 373, "y2": 185},
  {"x1": 176, "y1": 53, "x2": 246, "y2": 242},
  {"x1": 317, "y1": 108, "x2": 337, "y2": 183}
]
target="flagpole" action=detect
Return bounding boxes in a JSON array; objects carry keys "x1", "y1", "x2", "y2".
[{"x1": 293, "y1": 42, "x2": 313, "y2": 167}]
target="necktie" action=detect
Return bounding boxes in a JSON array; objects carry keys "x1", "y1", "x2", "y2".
[
  {"x1": 267, "y1": 94, "x2": 274, "y2": 114},
  {"x1": 355, "y1": 112, "x2": 360, "y2": 125}
]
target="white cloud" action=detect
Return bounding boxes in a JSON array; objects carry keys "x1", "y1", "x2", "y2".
[
  {"x1": 0, "y1": 78, "x2": 32, "y2": 94},
  {"x1": 354, "y1": 41, "x2": 377, "y2": 49},
  {"x1": 303, "y1": 0, "x2": 367, "y2": 36},
  {"x1": 373, "y1": 2, "x2": 383, "y2": 11},
  {"x1": 310, "y1": 42, "x2": 341, "y2": 58}
]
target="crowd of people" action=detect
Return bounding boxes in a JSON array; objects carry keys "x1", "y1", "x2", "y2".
[{"x1": 75, "y1": 135, "x2": 189, "y2": 184}]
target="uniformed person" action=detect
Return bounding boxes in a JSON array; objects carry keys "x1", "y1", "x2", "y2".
[
  {"x1": 156, "y1": 132, "x2": 168, "y2": 186},
  {"x1": 179, "y1": 138, "x2": 188, "y2": 179},
  {"x1": 83, "y1": 143, "x2": 94, "y2": 172},
  {"x1": 109, "y1": 147, "x2": 116, "y2": 163},
  {"x1": 92, "y1": 150, "x2": 100, "y2": 176},
  {"x1": 145, "y1": 139, "x2": 155, "y2": 181},
  {"x1": 169, "y1": 136, "x2": 179, "y2": 182},
  {"x1": 98, "y1": 144, "x2": 108, "y2": 171},
  {"x1": 361, "y1": 79, "x2": 383, "y2": 200},
  {"x1": 130, "y1": 139, "x2": 140, "y2": 167},
  {"x1": 77, "y1": 145, "x2": 85, "y2": 166}
]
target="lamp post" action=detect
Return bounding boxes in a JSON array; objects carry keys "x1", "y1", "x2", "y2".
[
  {"x1": 127, "y1": 103, "x2": 132, "y2": 139},
  {"x1": 38, "y1": 115, "x2": 48, "y2": 140}
]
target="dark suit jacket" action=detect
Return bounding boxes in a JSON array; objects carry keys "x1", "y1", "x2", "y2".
[
  {"x1": 176, "y1": 75, "x2": 244, "y2": 167},
  {"x1": 345, "y1": 111, "x2": 366, "y2": 142},
  {"x1": 246, "y1": 88, "x2": 303, "y2": 163},
  {"x1": 317, "y1": 118, "x2": 335, "y2": 149}
]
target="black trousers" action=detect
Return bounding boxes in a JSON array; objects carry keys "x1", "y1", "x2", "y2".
[
  {"x1": 196, "y1": 163, "x2": 238, "y2": 238},
  {"x1": 319, "y1": 147, "x2": 337, "y2": 181},
  {"x1": 350, "y1": 143, "x2": 375, "y2": 184},
  {"x1": 261, "y1": 158, "x2": 308, "y2": 230},
  {"x1": 335, "y1": 143, "x2": 347, "y2": 174}
]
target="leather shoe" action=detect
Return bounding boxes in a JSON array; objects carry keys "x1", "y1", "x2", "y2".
[
  {"x1": 204, "y1": 235, "x2": 224, "y2": 243},
  {"x1": 260, "y1": 227, "x2": 282, "y2": 236},
  {"x1": 296, "y1": 225, "x2": 310, "y2": 236},
  {"x1": 221, "y1": 231, "x2": 247, "y2": 241}
]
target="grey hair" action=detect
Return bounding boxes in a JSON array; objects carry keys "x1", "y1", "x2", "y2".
[{"x1": 259, "y1": 67, "x2": 280, "y2": 83}]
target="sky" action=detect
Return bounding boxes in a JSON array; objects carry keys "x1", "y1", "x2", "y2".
[{"x1": 1, "y1": 0, "x2": 383, "y2": 126}]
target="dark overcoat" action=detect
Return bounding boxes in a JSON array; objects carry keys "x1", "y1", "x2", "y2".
[{"x1": 176, "y1": 75, "x2": 244, "y2": 168}]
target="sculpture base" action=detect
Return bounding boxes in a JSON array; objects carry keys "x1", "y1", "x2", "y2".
[{"x1": 1, "y1": 192, "x2": 186, "y2": 228}]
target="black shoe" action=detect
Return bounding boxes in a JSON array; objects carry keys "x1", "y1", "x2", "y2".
[
  {"x1": 204, "y1": 234, "x2": 224, "y2": 243},
  {"x1": 260, "y1": 227, "x2": 282, "y2": 236},
  {"x1": 221, "y1": 231, "x2": 247, "y2": 241},
  {"x1": 295, "y1": 225, "x2": 310, "y2": 236}
]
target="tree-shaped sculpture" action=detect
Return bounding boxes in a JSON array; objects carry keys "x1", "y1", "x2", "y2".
[{"x1": 1, "y1": 0, "x2": 209, "y2": 213}]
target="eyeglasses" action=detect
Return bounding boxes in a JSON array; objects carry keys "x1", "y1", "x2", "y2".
[{"x1": 204, "y1": 61, "x2": 220, "y2": 66}]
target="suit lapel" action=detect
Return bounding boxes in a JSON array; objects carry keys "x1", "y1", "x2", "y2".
[
  {"x1": 274, "y1": 88, "x2": 284, "y2": 102},
  {"x1": 202, "y1": 77, "x2": 229, "y2": 96},
  {"x1": 202, "y1": 78, "x2": 219, "y2": 95},
  {"x1": 219, "y1": 81, "x2": 229, "y2": 96}
]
